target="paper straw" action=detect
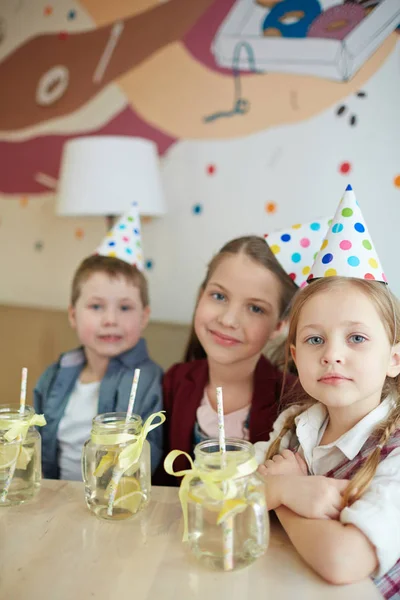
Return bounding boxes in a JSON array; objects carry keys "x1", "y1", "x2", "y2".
[
  {"x1": 0, "y1": 368, "x2": 28, "y2": 502},
  {"x1": 126, "y1": 369, "x2": 140, "y2": 422},
  {"x1": 107, "y1": 369, "x2": 141, "y2": 516},
  {"x1": 19, "y1": 367, "x2": 28, "y2": 415},
  {"x1": 216, "y1": 386, "x2": 234, "y2": 571}
]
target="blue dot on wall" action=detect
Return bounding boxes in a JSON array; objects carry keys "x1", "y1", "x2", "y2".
[
  {"x1": 145, "y1": 259, "x2": 154, "y2": 270},
  {"x1": 192, "y1": 204, "x2": 203, "y2": 215},
  {"x1": 291, "y1": 252, "x2": 301, "y2": 263},
  {"x1": 310, "y1": 222, "x2": 320, "y2": 231},
  {"x1": 281, "y1": 234, "x2": 291, "y2": 242},
  {"x1": 68, "y1": 9, "x2": 76, "y2": 20}
]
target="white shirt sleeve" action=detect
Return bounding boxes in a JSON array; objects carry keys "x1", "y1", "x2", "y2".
[
  {"x1": 340, "y1": 447, "x2": 400, "y2": 577},
  {"x1": 253, "y1": 405, "x2": 301, "y2": 465}
]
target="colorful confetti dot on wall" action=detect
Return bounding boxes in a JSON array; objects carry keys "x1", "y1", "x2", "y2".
[
  {"x1": 67, "y1": 9, "x2": 77, "y2": 20},
  {"x1": 192, "y1": 204, "x2": 203, "y2": 215},
  {"x1": 394, "y1": 175, "x2": 400, "y2": 188},
  {"x1": 206, "y1": 164, "x2": 216, "y2": 175},
  {"x1": 145, "y1": 259, "x2": 154, "y2": 270},
  {"x1": 19, "y1": 196, "x2": 29, "y2": 207},
  {"x1": 58, "y1": 31, "x2": 69, "y2": 41},
  {"x1": 75, "y1": 228, "x2": 84, "y2": 240},
  {"x1": 265, "y1": 202, "x2": 277, "y2": 214},
  {"x1": 339, "y1": 161, "x2": 352, "y2": 175},
  {"x1": 34, "y1": 241, "x2": 44, "y2": 252},
  {"x1": 44, "y1": 6, "x2": 53, "y2": 16}
]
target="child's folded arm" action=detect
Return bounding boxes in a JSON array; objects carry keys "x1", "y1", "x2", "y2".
[{"x1": 276, "y1": 505, "x2": 378, "y2": 585}]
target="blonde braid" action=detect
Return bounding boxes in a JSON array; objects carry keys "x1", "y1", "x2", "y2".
[
  {"x1": 343, "y1": 403, "x2": 400, "y2": 507},
  {"x1": 265, "y1": 405, "x2": 312, "y2": 461}
]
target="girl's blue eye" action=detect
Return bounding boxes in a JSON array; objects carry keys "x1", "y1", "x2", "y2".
[
  {"x1": 211, "y1": 292, "x2": 225, "y2": 302},
  {"x1": 306, "y1": 336, "x2": 324, "y2": 345},
  {"x1": 349, "y1": 334, "x2": 366, "y2": 344},
  {"x1": 120, "y1": 305, "x2": 133, "y2": 312},
  {"x1": 249, "y1": 305, "x2": 264, "y2": 314},
  {"x1": 89, "y1": 304, "x2": 101, "y2": 310}
]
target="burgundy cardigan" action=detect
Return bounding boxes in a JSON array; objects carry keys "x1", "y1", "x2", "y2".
[{"x1": 154, "y1": 355, "x2": 297, "y2": 485}]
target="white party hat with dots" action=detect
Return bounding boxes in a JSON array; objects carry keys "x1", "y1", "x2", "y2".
[
  {"x1": 96, "y1": 201, "x2": 144, "y2": 270},
  {"x1": 264, "y1": 216, "x2": 332, "y2": 288},
  {"x1": 307, "y1": 185, "x2": 386, "y2": 284}
]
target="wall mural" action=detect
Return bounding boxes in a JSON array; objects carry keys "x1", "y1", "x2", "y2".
[
  {"x1": 0, "y1": 0, "x2": 399, "y2": 321},
  {"x1": 1, "y1": 0, "x2": 399, "y2": 195}
]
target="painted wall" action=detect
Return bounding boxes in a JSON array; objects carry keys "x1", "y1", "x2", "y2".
[{"x1": 1, "y1": 0, "x2": 399, "y2": 322}]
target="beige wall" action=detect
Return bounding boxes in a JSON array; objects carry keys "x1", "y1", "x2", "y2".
[{"x1": 0, "y1": 305, "x2": 189, "y2": 406}]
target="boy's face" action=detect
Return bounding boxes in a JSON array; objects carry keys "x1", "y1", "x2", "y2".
[{"x1": 68, "y1": 272, "x2": 150, "y2": 362}]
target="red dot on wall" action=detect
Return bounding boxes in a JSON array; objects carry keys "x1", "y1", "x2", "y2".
[
  {"x1": 206, "y1": 164, "x2": 216, "y2": 175},
  {"x1": 339, "y1": 161, "x2": 352, "y2": 174},
  {"x1": 58, "y1": 31, "x2": 69, "y2": 40}
]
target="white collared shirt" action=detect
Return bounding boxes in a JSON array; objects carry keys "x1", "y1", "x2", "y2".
[{"x1": 254, "y1": 397, "x2": 400, "y2": 577}]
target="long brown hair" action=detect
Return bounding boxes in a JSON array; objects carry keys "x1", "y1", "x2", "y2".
[
  {"x1": 183, "y1": 236, "x2": 298, "y2": 362},
  {"x1": 266, "y1": 277, "x2": 400, "y2": 507}
]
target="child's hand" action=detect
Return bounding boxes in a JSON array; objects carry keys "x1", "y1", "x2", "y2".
[
  {"x1": 282, "y1": 475, "x2": 349, "y2": 520},
  {"x1": 261, "y1": 449, "x2": 308, "y2": 477},
  {"x1": 257, "y1": 472, "x2": 349, "y2": 519}
]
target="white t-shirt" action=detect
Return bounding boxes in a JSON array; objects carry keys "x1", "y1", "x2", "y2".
[
  {"x1": 254, "y1": 396, "x2": 400, "y2": 578},
  {"x1": 58, "y1": 379, "x2": 100, "y2": 481}
]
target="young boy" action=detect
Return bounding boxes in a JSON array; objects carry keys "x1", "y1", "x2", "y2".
[{"x1": 34, "y1": 203, "x2": 163, "y2": 481}]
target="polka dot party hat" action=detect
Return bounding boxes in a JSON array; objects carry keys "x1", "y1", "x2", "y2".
[
  {"x1": 96, "y1": 201, "x2": 144, "y2": 270},
  {"x1": 307, "y1": 185, "x2": 386, "y2": 284},
  {"x1": 264, "y1": 216, "x2": 332, "y2": 288}
]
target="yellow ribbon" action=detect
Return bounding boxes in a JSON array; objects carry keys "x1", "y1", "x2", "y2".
[
  {"x1": 1, "y1": 414, "x2": 46, "y2": 443},
  {"x1": 92, "y1": 411, "x2": 166, "y2": 477},
  {"x1": 164, "y1": 449, "x2": 258, "y2": 541}
]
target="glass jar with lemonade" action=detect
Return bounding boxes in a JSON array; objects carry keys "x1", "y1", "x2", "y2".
[
  {"x1": 186, "y1": 439, "x2": 269, "y2": 570},
  {"x1": 0, "y1": 405, "x2": 43, "y2": 506},
  {"x1": 82, "y1": 412, "x2": 151, "y2": 521}
]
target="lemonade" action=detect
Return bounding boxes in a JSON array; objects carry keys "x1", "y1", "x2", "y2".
[
  {"x1": 186, "y1": 439, "x2": 269, "y2": 570},
  {"x1": 0, "y1": 406, "x2": 42, "y2": 506},
  {"x1": 82, "y1": 412, "x2": 151, "y2": 521}
]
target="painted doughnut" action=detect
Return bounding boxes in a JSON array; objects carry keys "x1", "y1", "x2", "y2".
[
  {"x1": 308, "y1": 4, "x2": 365, "y2": 41},
  {"x1": 36, "y1": 65, "x2": 70, "y2": 107},
  {"x1": 262, "y1": 0, "x2": 322, "y2": 38}
]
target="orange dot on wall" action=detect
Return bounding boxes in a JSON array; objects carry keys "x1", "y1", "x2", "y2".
[
  {"x1": 265, "y1": 202, "x2": 277, "y2": 214},
  {"x1": 75, "y1": 228, "x2": 84, "y2": 240},
  {"x1": 394, "y1": 175, "x2": 400, "y2": 188},
  {"x1": 44, "y1": 6, "x2": 53, "y2": 16},
  {"x1": 19, "y1": 196, "x2": 29, "y2": 207}
]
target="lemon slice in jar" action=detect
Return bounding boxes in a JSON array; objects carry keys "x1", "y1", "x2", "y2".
[
  {"x1": 217, "y1": 499, "x2": 248, "y2": 524},
  {"x1": 188, "y1": 486, "x2": 221, "y2": 512},
  {"x1": 0, "y1": 445, "x2": 19, "y2": 470},
  {"x1": 113, "y1": 477, "x2": 144, "y2": 513},
  {"x1": 94, "y1": 452, "x2": 116, "y2": 477}
]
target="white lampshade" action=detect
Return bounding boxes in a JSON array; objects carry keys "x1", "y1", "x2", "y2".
[{"x1": 56, "y1": 136, "x2": 166, "y2": 217}]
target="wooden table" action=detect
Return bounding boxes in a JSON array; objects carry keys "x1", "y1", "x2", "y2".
[{"x1": 0, "y1": 480, "x2": 382, "y2": 600}]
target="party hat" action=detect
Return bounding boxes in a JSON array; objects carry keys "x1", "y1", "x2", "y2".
[
  {"x1": 264, "y1": 217, "x2": 332, "y2": 288},
  {"x1": 96, "y1": 201, "x2": 144, "y2": 270},
  {"x1": 307, "y1": 185, "x2": 386, "y2": 284}
]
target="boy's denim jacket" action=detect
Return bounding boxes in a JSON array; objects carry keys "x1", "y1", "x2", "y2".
[{"x1": 34, "y1": 338, "x2": 163, "y2": 479}]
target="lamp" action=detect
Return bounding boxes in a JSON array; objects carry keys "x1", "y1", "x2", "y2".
[{"x1": 56, "y1": 136, "x2": 166, "y2": 226}]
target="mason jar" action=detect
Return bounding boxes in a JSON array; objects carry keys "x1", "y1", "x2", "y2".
[
  {"x1": 186, "y1": 438, "x2": 268, "y2": 570},
  {"x1": 82, "y1": 412, "x2": 151, "y2": 521},
  {"x1": 0, "y1": 405, "x2": 42, "y2": 506}
]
